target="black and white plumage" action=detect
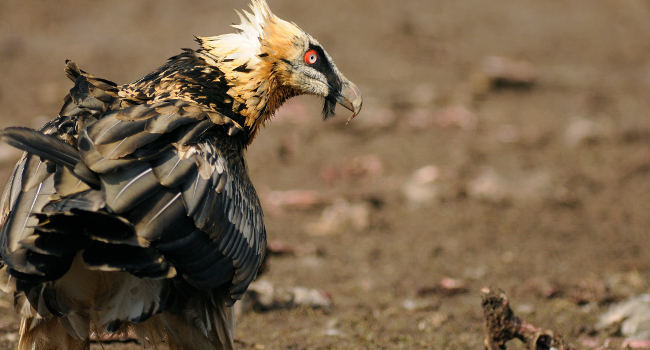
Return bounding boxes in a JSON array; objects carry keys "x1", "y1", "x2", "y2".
[{"x1": 0, "y1": 1, "x2": 361, "y2": 349}]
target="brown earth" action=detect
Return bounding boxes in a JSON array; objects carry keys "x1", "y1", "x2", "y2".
[{"x1": 0, "y1": 1, "x2": 649, "y2": 349}]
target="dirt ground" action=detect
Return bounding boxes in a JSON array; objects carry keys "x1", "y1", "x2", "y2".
[{"x1": 0, "y1": 0, "x2": 649, "y2": 349}]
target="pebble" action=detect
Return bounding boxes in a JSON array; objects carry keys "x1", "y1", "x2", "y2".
[
  {"x1": 564, "y1": 117, "x2": 602, "y2": 146},
  {"x1": 402, "y1": 165, "x2": 441, "y2": 206},
  {"x1": 466, "y1": 168, "x2": 511, "y2": 203},
  {"x1": 597, "y1": 294, "x2": 650, "y2": 340},
  {"x1": 238, "y1": 280, "x2": 333, "y2": 314},
  {"x1": 263, "y1": 189, "x2": 324, "y2": 214},
  {"x1": 308, "y1": 198, "x2": 371, "y2": 236},
  {"x1": 467, "y1": 167, "x2": 552, "y2": 203},
  {"x1": 471, "y1": 56, "x2": 538, "y2": 94}
]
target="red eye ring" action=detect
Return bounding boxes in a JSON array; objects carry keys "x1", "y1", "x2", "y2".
[{"x1": 304, "y1": 49, "x2": 318, "y2": 65}]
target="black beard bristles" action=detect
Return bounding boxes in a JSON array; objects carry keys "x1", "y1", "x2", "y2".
[{"x1": 322, "y1": 96, "x2": 337, "y2": 120}]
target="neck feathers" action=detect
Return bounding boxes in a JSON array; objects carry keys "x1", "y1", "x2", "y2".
[
  {"x1": 122, "y1": 48, "x2": 295, "y2": 144},
  {"x1": 194, "y1": 47, "x2": 295, "y2": 133},
  {"x1": 123, "y1": 0, "x2": 303, "y2": 143}
]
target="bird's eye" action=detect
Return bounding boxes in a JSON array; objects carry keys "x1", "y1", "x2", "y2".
[{"x1": 304, "y1": 49, "x2": 318, "y2": 65}]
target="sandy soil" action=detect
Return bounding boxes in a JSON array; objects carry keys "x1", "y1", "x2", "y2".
[{"x1": 0, "y1": 1, "x2": 649, "y2": 349}]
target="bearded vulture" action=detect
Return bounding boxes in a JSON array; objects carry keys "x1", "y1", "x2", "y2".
[{"x1": 0, "y1": 0, "x2": 362, "y2": 349}]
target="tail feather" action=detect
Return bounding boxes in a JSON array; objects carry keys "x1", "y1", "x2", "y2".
[
  {"x1": 212, "y1": 301, "x2": 235, "y2": 350},
  {"x1": 0, "y1": 127, "x2": 100, "y2": 187},
  {"x1": 159, "y1": 296, "x2": 235, "y2": 350},
  {"x1": 1, "y1": 127, "x2": 79, "y2": 168}
]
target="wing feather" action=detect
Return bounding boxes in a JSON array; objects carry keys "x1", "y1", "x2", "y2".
[
  {"x1": 131, "y1": 190, "x2": 194, "y2": 243},
  {"x1": 2, "y1": 92, "x2": 263, "y2": 321},
  {"x1": 101, "y1": 164, "x2": 159, "y2": 213},
  {"x1": 152, "y1": 150, "x2": 198, "y2": 188}
]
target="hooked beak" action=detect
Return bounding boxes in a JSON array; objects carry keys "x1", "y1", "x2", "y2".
[{"x1": 336, "y1": 80, "x2": 363, "y2": 121}]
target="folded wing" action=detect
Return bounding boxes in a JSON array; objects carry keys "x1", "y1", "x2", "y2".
[{"x1": 0, "y1": 66, "x2": 267, "y2": 325}]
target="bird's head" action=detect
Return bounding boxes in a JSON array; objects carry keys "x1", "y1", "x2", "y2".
[{"x1": 196, "y1": 0, "x2": 362, "y2": 136}]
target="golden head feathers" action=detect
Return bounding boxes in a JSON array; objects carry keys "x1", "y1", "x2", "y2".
[
  {"x1": 124, "y1": 0, "x2": 361, "y2": 142},
  {"x1": 197, "y1": 0, "x2": 301, "y2": 69},
  {"x1": 192, "y1": 0, "x2": 305, "y2": 134}
]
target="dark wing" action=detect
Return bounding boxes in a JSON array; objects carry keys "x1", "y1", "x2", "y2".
[
  {"x1": 0, "y1": 61, "x2": 119, "y2": 284},
  {"x1": 83, "y1": 99, "x2": 266, "y2": 301},
  {"x1": 1, "y1": 93, "x2": 266, "y2": 310},
  {"x1": 81, "y1": 100, "x2": 266, "y2": 300}
]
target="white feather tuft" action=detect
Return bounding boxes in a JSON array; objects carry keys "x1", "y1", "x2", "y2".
[{"x1": 201, "y1": 0, "x2": 275, "y2": 61}]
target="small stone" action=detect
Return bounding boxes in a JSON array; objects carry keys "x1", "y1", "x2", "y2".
[
  {"x1": 322, "y1": 328, "x2": 344, "y2": 337},
  {"x1": 467, "y1": 168, "x2": 552, "y2": 203},
  {"x1": 412, "y1": 165, "x2": 440, "y2": 184},
  {"x1": 263, "y1": 189, "x2": 324, "y2": 214},
  {"x1": 402, "y1": 165, "x2": 441, "y2": 206},
  {"x1": 417, "y1": 277, "x2": 468, "y2": 297},
  {"x1": 564, "y1": 117, "x2": 602, "y2": 146},
  {"x1": 309, "y1": 198, "x2": 371, "y2": 236},
  {"x1": 473, "y1": 56, "x2": 538, "y2": 92},
  {"x1": 402, "y1": 298, "x2": 436, "y2": 312},
  {"x1": 292, "y1": 287, "x2": 332, "y2": 309},
  {"x1": 597, "y1": 294, "x2": 650, "y2": 339},
  {"x1": 239, "y1": 280, "x2": 333, "y2": 314},
  {"x1": 467, "y1": 168, "x2": 510, "y2": 203}
]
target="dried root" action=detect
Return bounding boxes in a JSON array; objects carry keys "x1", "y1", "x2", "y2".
[{"x1": 481, "y1": 287, "x2": 575, "y2": 350}]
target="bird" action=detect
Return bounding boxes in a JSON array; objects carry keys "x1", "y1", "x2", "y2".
[{"x1": 0, "y1": 0, "x2": 362, "y2": 349}]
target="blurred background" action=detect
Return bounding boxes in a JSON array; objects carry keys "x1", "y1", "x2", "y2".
[{"x1": 0, "y1": 1, "x2": 649, "y2": 348}]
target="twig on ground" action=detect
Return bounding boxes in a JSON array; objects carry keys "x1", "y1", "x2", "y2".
[{"x1": 481, "y1": 287, "x2": 575, "y2": 350}]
